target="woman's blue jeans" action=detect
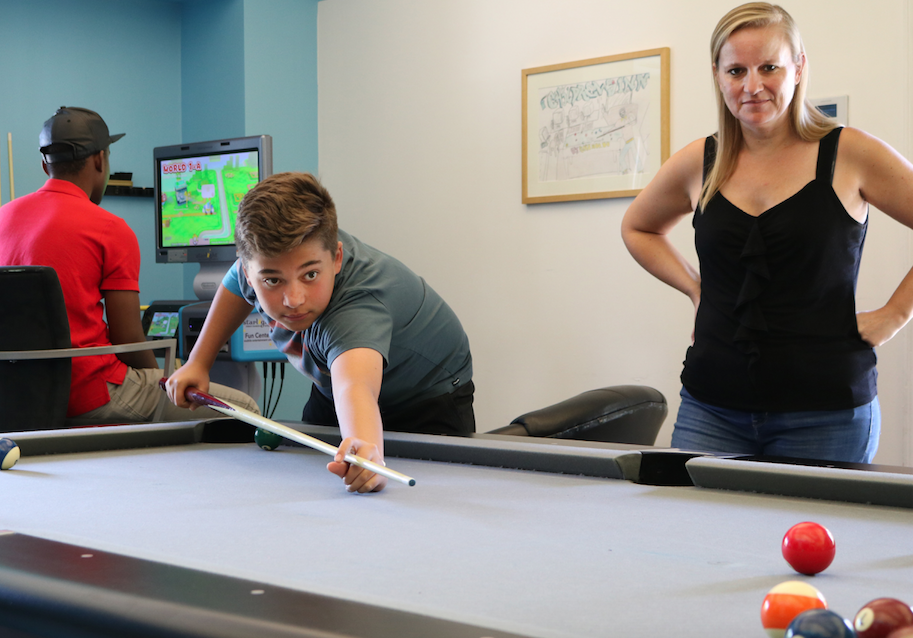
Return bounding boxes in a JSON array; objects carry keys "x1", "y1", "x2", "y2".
[{"x1": 671, "y1": 388, "x2": 880, "y2": 463}]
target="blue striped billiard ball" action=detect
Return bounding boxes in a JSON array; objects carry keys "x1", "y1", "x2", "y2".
[
  {"x1": 786, "y1": 609, "x2": 855, "y2": 638},
  {"x1": 0, "y1": 438, "x2": 20, "y2": 470}
]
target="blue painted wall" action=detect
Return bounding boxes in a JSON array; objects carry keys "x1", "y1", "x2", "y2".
[
  {"x1": 0, "y1": 0, "x2": 185, "y2": 302},
  {"x1": 242, "y1": 0, "x2": 319, "y2": 174},
  {"x1": 181, "y1": 0, "x2": 247, "y2": 144},
  {"x1": 0, "y1": 0, "x2": 319, "y2": 419}
]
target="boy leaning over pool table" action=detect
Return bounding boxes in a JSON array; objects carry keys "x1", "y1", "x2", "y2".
[{"x1": 165, "y1": 172, "x2": 474, "y2": 494}]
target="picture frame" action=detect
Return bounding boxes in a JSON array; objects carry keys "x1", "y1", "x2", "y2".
[
  {"x1": 809, "y1": 95, "x2": 849, "y2": 126},
  {"x1": 522, "y1": 48, "x2": 670, "y2": 204}
]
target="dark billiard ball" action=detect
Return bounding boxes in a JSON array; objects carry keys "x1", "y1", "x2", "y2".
[
  {"x1": 0, "y1": 438, "x2": 19, "y2": 470},
  {"x1": 785, "y1": 609, "x2": 855, "y2": 638},
  {"x1": 854, "y1": 598, "x2": 913, "y2": 638},
  {"x1": 254, "y1": 428, "x2": 283, "y2": 451},
  {"x1": 761, "y1": 580, "x2": 827, "y2": 638},
  {"x1": 781, "y1": 522, "x2": 836, "y2": 575}
]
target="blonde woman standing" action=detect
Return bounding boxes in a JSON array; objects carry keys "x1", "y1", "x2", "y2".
[{"x1": 621, "y1": 3, "x2": 913, "y2": 462}]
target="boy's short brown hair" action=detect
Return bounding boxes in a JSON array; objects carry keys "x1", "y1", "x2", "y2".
[{"x1": 236, "y1": 172, "x2": 338, "y2": 263}]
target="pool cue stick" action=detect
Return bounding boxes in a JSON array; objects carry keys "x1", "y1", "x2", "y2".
[
  {"x1": 7, "y1": 133, "x2": 13, "y2": 200},
  {"x1": 160, "y1": 379, "x2": 415, "y2": 487}
]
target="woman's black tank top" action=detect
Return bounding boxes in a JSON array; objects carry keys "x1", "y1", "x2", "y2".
[{"x1": 682, "y1": 128, "x2": 877, "y2": 411}]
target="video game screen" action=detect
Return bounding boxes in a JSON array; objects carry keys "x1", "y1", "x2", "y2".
[
  {"x1": 145, "y1": 311, "x2": 179, "y2": 338},
  {"x1": 158, "y1": 150, "x2": 259, "y2": 249}
]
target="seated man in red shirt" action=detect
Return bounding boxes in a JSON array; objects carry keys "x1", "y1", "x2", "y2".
[{"x1": 0, "y1": 106, "x2": 258, "y2": 423}]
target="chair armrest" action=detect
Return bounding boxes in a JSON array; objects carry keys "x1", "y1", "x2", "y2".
[
  {"x1": 1, "y1": 339, "x2": 176, "y2": 377},
  {"x1": 2, "y1": 339, "x2": 177, "y2": 423}
]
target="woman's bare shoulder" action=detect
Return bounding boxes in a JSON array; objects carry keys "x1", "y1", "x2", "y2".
[{"x1": 659, "y1": 136, "x2": 711, "y2": 184}]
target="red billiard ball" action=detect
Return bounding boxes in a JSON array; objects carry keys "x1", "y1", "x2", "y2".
[
  {"x1": 887, "y1": 629, "x2": 913, "y2": 638},
  {"x1": 854, "y1": 598, "x2": 913, "y2": 638},
  {"x1": 781, "y1": 522, "x2": 836, "y2": 575},
  {"x1": 761, "y1": 580, "x2": 828, "y2": 638}
]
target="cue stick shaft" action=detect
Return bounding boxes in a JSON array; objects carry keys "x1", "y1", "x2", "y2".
[
  {"x1": 208, "y1": 393, "x2": 417, "y2": 487},
  {"x1": 7, "y1": 133, "x2": 13, "y2": 200},
  {"x1": 163, "y1": 380, "x2": 415, "y2": 486}
]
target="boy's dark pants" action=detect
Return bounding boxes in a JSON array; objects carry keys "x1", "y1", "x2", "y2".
[{"x1": 301, "y1": 382, "x2": 475, "y2": 435}]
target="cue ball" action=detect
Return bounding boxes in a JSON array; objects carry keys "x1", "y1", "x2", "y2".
[
  {"x1": 761, "y1": 580, "x2": 828, "y2": 638},
  {"x1": 854, "y1": 598, "x2": 913, "y2": 638},
  {"x1": 254, "y1": 428, "x2": 283, "y2": 451},
  {"x1": 0, "y1": 438, "x2": 20, "y2": 470},
  {"x1": 785, "y1": 609, "x2": 855, "y2": 638},
  {"x1": 782, "y1": 521, "x2": 836, "y2": 575}
]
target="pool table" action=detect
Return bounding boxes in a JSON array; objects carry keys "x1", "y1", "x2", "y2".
[{"x1": 0, "y1": 419, "x2": 911, "y2": 637}]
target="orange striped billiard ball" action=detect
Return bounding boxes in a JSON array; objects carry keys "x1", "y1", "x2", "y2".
[{"x1": 761, "y1": 580, "x2": 828, "y2": 638}]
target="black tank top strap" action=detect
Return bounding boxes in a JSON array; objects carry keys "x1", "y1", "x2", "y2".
[
  {"x1": 815, "y1": 127, "x2": 843, "y2": 185},
  {"x1": 702, "y1": 135, "x2": 717, "y2": 184}
]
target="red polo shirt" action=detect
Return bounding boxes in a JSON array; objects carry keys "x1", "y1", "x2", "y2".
[{"x1": 0, "y1": 179, "x2": 139, "y2": 416}]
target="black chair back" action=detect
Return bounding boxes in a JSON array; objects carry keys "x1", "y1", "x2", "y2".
[
  {"x1": 0, "y1": 266, "x2": 72, "y2": 430},
  {"x1": 492, "y1": 385, "x2": 667, "y2": 445}
]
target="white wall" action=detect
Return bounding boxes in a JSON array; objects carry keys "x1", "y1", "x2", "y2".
[{"x1": 317, "y1": 0, "x2": 913, "y2": 465}]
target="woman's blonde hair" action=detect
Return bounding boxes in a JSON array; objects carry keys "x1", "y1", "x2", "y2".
[{"x1": 698, "y1": 2, "x2": 837, "y2": 212}]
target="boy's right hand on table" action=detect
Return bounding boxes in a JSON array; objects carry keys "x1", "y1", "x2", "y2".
[
  {"x1": 328, "y1": 437, "x2": 388, "y2": 494},
  {"x1": 164, "y1": 363, "x2": 211, "y2": 410}
]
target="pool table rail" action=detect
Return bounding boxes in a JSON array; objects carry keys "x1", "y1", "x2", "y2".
[
  {"x1": 0, "y1": 531, "x2": 536, "y2": 638},
  {"x1": 4, "y1": 420, "x2": 912, "y2": 509}
]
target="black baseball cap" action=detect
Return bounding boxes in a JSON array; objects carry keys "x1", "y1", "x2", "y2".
[{"x1": 39, "y1": 106, "x2": 125, "y2": 163}]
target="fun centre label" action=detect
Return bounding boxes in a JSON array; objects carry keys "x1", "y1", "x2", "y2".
[
  {"x1": 159, "y1": 151, "x2": 259, "y2": 248},
  {"x1": 242, "y1": 314, "x2": 278, "y2": 352}
]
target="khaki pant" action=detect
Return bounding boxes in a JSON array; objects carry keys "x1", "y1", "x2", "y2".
[{"x1": 72, "y1": 367, "x2": 261, "y2": 424}]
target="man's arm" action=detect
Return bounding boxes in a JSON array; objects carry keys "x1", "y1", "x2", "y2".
[
  {"x1": 327, "y1": 347, "x2": 387, "y2": 493},
  {"x1": 103, "y1": 289, "x2": 157, "y2": 369},
  {"x1": 164, "y1": 284, "x2": 254, "y2": 408}
]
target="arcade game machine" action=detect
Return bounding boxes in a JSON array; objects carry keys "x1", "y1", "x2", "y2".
[{"x1": 146, "y1": 135, "x2": 284, "y2": 399}]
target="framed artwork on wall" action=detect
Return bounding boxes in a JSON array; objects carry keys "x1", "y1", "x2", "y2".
[
  {"x1": 809, "y1": 95, "x2": 848, "y2": 126},
  {"x1": 522, "y1": 48, "x2": 670, "y2": 204}
]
